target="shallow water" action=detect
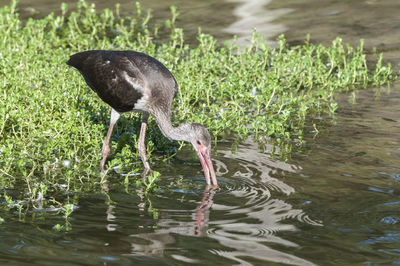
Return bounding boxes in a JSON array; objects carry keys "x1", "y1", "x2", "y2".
[
  {"x1": 1, "y1": 85, "x2": 399, "y2": 265},
  {"x1": 1, "y1": 0, "x2": 400, "y2": 265},
  {"x1": 2, "y1": 0, "x2": 400, "y2": 58}
]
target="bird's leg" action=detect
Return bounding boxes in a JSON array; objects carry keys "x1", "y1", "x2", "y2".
[
  {"x1": 100, "y1": 109, "x2": 120, "y2": 172},
  {"x1": 100, "y1": 123, "x2": 115, "y2": 172},
  {"x1": 138, "y1": 113, "x2": 152, "y2": 175}
]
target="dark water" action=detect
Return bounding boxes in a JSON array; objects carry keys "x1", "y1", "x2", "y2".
[{"x1": 1, "y1": 0, "x2": 400, "y2": 265}]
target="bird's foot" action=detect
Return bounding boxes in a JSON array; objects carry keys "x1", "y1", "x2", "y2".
[
  {"x1": 101, "y1": 180, "x2": 110, "y2": 193},
  {"x1": 141, "y1": 164, "x2": 153, "y2": 178},
  {"x1": 141, "y1": 168, "x2": 153, "y2": 178},
  {"x1": 99, "y1": 159, "x2": 106, "y2": 173}
]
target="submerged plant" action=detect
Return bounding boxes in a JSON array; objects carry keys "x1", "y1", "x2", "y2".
[{"x1": 0, "y1": 0, "x2": 397, "y2": 213}]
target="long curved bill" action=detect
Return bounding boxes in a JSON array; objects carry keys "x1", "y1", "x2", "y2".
[{"x1": 197, "y1": 146, "x2": 218, "y2": 186}]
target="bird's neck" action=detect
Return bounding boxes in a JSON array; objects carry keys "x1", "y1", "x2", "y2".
[{"x1": 153, "y1": 110, "x2": 192, "y2": 143}]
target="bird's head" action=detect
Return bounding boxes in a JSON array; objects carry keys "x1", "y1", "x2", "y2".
[{"x1": 188, "y1": 123, "x2": 218, "y2": 186}]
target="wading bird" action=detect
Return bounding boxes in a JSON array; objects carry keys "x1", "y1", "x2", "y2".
[{"x1": 67, "y1": 50, "x2": 218, "y2": 186}]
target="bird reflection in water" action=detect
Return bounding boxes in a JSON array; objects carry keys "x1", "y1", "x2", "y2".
[{"x1": 194, "y1": 185, "x2": 217, "y2": 236}]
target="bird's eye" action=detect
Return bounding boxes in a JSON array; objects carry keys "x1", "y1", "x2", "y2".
[{"x1": 196, "y1": 140, "x2": 201, "y2": 145}]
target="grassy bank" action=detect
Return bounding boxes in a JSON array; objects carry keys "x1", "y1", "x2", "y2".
[{"x1": 0, "y1": 0, "x2": 396, "y2": 217}]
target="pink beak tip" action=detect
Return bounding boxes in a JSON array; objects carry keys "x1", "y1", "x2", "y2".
[{"x1": 197, "y1": 147, "x2": 218, "y2": 187}]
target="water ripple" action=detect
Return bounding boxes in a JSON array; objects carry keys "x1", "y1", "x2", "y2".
[
  {"x1": 101, "y1": 140, "x2": 322, "y2": 265},
  {"x1": 218, "y1": 139, "x2": 297, "y2": 195}
]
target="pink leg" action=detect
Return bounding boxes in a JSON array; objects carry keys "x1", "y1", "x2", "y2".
[
  {"x1": 138, "y1": 113, "x2": 151, "y2": 174},
  {"x1": 100, "y1": 109, "x2": 120, "y2": 172},
  {"x1": 100, "y1": 122, "x2": 116, "y2": 172}
]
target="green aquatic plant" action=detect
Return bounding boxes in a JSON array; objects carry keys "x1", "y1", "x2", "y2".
[
  {"x1": 143, "y1": 171, "x2": 161, "y2": 193},
  {"x1": 0, "y1": 0, "x2": 397, "y2": 214},
  {"x1": 52, "y1": 203, "x2": 74, "y2": 231}
]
